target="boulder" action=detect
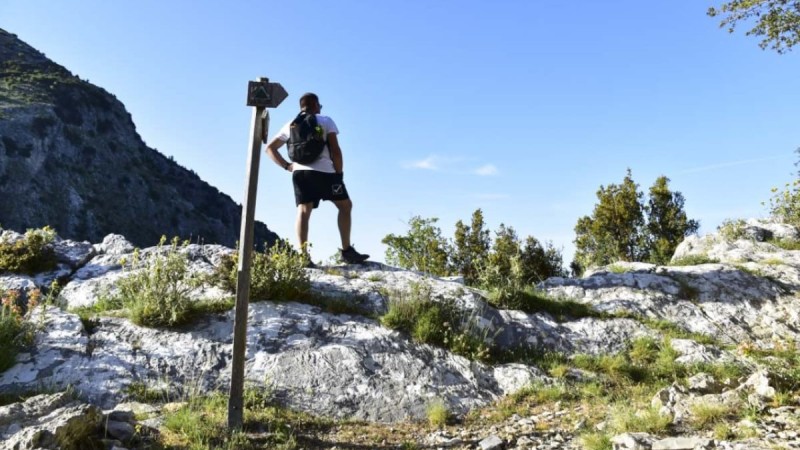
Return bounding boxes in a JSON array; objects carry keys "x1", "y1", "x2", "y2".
[{"x1": 0, "y1": 392, "x2": 102, "y2": 449}]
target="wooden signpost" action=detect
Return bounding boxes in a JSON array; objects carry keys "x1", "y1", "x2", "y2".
[{"x1": 228, "y1": 77, "x2": 288, "y2": 430}]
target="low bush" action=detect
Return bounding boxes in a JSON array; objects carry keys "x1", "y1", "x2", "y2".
[
  {"x1": 0, "y1": 227, "x2": 58, "y2": 274},
  {"x1": 718, "y1": 219, "x2": 748, "y2": 242},
  {"x1": 215, "y1": 240, "x2": 310, "y2": 301},
  {"x1": 381, "y1": 282, "x2": 493, "y2": 362},
  {"x1": 768, "y1": 238, "x2": 800, "y2": 251},
  {"x1": 213, "y1": 241, "x2": 370, "y2": 317},
  {"x1": 0, "y1": 289, "x2": 41, "y2": 372},
  {"x1": 116, "y1": 236, "x2": 200, "y2": 328},
  {"x1": 768, "y1": 178, "x2": 800, "y2": 227}
]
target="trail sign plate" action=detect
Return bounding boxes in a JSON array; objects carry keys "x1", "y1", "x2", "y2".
[{"x1": 246, "y1": 79, "x2": 288, "y2": 108}]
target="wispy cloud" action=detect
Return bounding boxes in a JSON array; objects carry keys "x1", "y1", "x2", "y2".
[
  {"x1": 403, "y1": 154, "x2": 466, "y2": 171},
  {"x1": 402, "y1": 155, "x2": 499, "y2": 177},
  {"x1": 677, "y1": 155, "x2": 789, "y2": 175},
  {"x1": 473, "y1": 164, "x2": 498, "y2": 176},
  {"x1": 406, "y1": 156, "x2": 439, "y2": 170}
]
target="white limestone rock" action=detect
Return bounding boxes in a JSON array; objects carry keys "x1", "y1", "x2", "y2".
[
  {"x1": 0, "y1": 392, "x2": 102, "y2": 450},
  {"x1": 0, "y1": 304, "x2": 547, "y2": 423}
]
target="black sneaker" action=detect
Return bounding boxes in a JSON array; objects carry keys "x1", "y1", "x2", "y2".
[
  {"x1": 340, "y1": 245, "x2": 369, "y2": 264},
  {"x1": 302, "y1": 256, "x2": 317, "y2": 269}
]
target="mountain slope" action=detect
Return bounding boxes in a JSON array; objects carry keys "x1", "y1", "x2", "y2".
[{"x1": 0, "y1": 28, "x2": 277, "y2": 249}]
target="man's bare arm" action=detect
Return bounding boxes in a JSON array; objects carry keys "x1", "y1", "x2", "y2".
[
  {"x1": 328, "y1": 133, "x2": 343, "y2": 174},
  {"x1": 265, "y1": 138, "x2": 292, "y2": 171}
]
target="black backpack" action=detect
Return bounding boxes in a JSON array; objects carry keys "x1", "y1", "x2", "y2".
[{"x1": 287, "y1": 112, "x2": 326, "y2": 164}]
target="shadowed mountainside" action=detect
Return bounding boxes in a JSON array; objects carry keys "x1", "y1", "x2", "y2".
[{"x1": 0, "y1": 28, "x2": 278, "y2": 249}]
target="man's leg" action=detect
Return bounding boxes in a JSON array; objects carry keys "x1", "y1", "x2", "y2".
[
  {"x1": 296, "y1": 202, "x2": 314, "y2": 253},
  {"x1": 333, "y1": 198, "x2": 352, "y2": 250}
]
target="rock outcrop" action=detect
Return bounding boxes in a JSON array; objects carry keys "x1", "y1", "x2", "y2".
[{"x1": 1, "y1": 218, "x2": 799, "y2": 449}]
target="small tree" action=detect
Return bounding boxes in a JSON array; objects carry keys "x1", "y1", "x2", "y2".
[
  {"x1": 478, "y1": 224, "x2": 521, "y2": 288},
  {"x1": 573, "y1": 169, "x2": 646, "y2": 272},
  {"x1": 452, "y1": 209, "x2": 491, "y2": 285},
  {"x1": 518, "y1": 236, "x2": 568, "y2": 282},
  {"x1": 646, "y1": 176, "x2": 700, "y2": 265},
  {"x1": 767, "y1": 148, "x2": 800, "y2": 226},
  {"x1": 573, "y1": 170, "x2": 698, "y2": 273},
  {"x1": 382, "y1": 216, "x2": 451, "y2": 276}
]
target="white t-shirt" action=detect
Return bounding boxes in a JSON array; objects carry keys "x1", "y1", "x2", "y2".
[{"x1": 273, "y1": 114, "x2": 339, "y2": 173}]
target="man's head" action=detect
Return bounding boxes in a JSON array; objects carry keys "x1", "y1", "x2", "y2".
[{"x1": 299, "y1": 93, "x2": 321, "y2": 114}]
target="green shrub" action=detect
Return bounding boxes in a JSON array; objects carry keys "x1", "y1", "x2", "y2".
[
  {"x1": 215, "y1": 240, "x2": 310, "y2": 301},
  {"x1": 214, "y1": 242, "x2": 371, "y2": 316},
  {"x1": 477, "y1": 226, "x2": 566, "y2": 289},
  {"x1": 0, "y1": 227, "x2": 58, "y2": 274},
  {"x1": 718, "y1": 218, "x2": 748, "y2": 242},
  {"x1": 452, "y1": 209, "x2": 491, "y2": 285},
  {"x1": 768, "y1": 178, "x2": 800, "y2": 227},
  {"x1": 382, "y1": 216, "x2": 452, "y2": 276},
  {"x1": 116, "y1": 237, "x2": 199, "y2": 328},
  {"x1": 381, "y1": 283, "x2": 493, "y2": 362},
  {"x1": 768, "y1": 238, "x2": 800, "y2": 251},
  {"x1": 0, "y1": 288, "x2": 40, "y2": 372},
  {"x1": 573, "y1": 172, "x2": 698, "y2": 271}
]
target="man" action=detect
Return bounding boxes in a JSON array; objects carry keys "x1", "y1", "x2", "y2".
[{"x1": 265, "y1": 92, "x2": 369, "y2": 266}]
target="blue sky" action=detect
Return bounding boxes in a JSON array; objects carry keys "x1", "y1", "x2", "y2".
[{"x1": 2, "y1": 1, "x2": 798, "y2": 264}]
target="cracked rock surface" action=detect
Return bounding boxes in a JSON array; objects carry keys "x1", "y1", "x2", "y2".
[{"x1": 1, "y1": 219, "x2": 800, "y2": 448}]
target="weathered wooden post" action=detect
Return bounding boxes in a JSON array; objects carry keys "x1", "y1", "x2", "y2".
[{"x1": 228, "y1": 77, "x2": 288, "y2": 430}]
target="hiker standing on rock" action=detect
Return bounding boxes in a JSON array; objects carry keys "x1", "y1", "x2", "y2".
[{"x1": 265, "y1": 92, "x2": 369, "y2": 267}]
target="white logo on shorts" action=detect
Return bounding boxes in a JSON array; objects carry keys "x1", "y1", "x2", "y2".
[{"x1": 332, "y1": 184, "x2": 343, "y2": 195}]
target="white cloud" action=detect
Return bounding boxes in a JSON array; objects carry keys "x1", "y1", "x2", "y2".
[
  {"x1": 403, "y1": 155, "x2": 498, "y2": 176},
  {"x1": 410, "y1": 156, "x2": 439, "y2": 170},
  {"x1": 403, "y1": 154, "x2": 464, "y2": 171},
  {"x1": 474, "y1": 164, "x2": 498, "y2": 176}
]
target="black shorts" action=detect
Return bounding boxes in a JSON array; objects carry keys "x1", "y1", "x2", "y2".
[{"x1": 292, "y1": 170, "x2": 350, "y2": 208}]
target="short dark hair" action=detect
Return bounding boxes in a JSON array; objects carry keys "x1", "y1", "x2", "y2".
[{"x1": 299, "y1": 92, "x2": 319, "y2": 110}]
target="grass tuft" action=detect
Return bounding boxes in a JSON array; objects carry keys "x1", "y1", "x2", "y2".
[
  {"x1": 486, "y1": 285, "x2": 603, "y2": 321},
  {"x1": 688, "y1": 401, "x2": 733, "y2": 430},
  {"x1": 426, "y1": 399, "x2": 449, "y2": 427},
  {"x1": 669, "y1": 254, "x2": 720, "y2": 266},
  {"x1": 579, "y1": 432, "x2": 613, "y2": 450}
]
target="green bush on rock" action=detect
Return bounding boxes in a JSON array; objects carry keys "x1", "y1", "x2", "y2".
[
  {"x1": 0, "y1": 288, "x2": 41, "y2": 372},
  {"x1": 115, "y1": 236, "x2": 200, "y2": 327},
  {"x1": 215, "y1": 240, "x2": 310, "y2": 301},
  {"x1": 381, "y1": 282, "x2": 493, "y2": 362},
  {"x1": 0, "y1": 226, "x2": 58, "y2": 275}
]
